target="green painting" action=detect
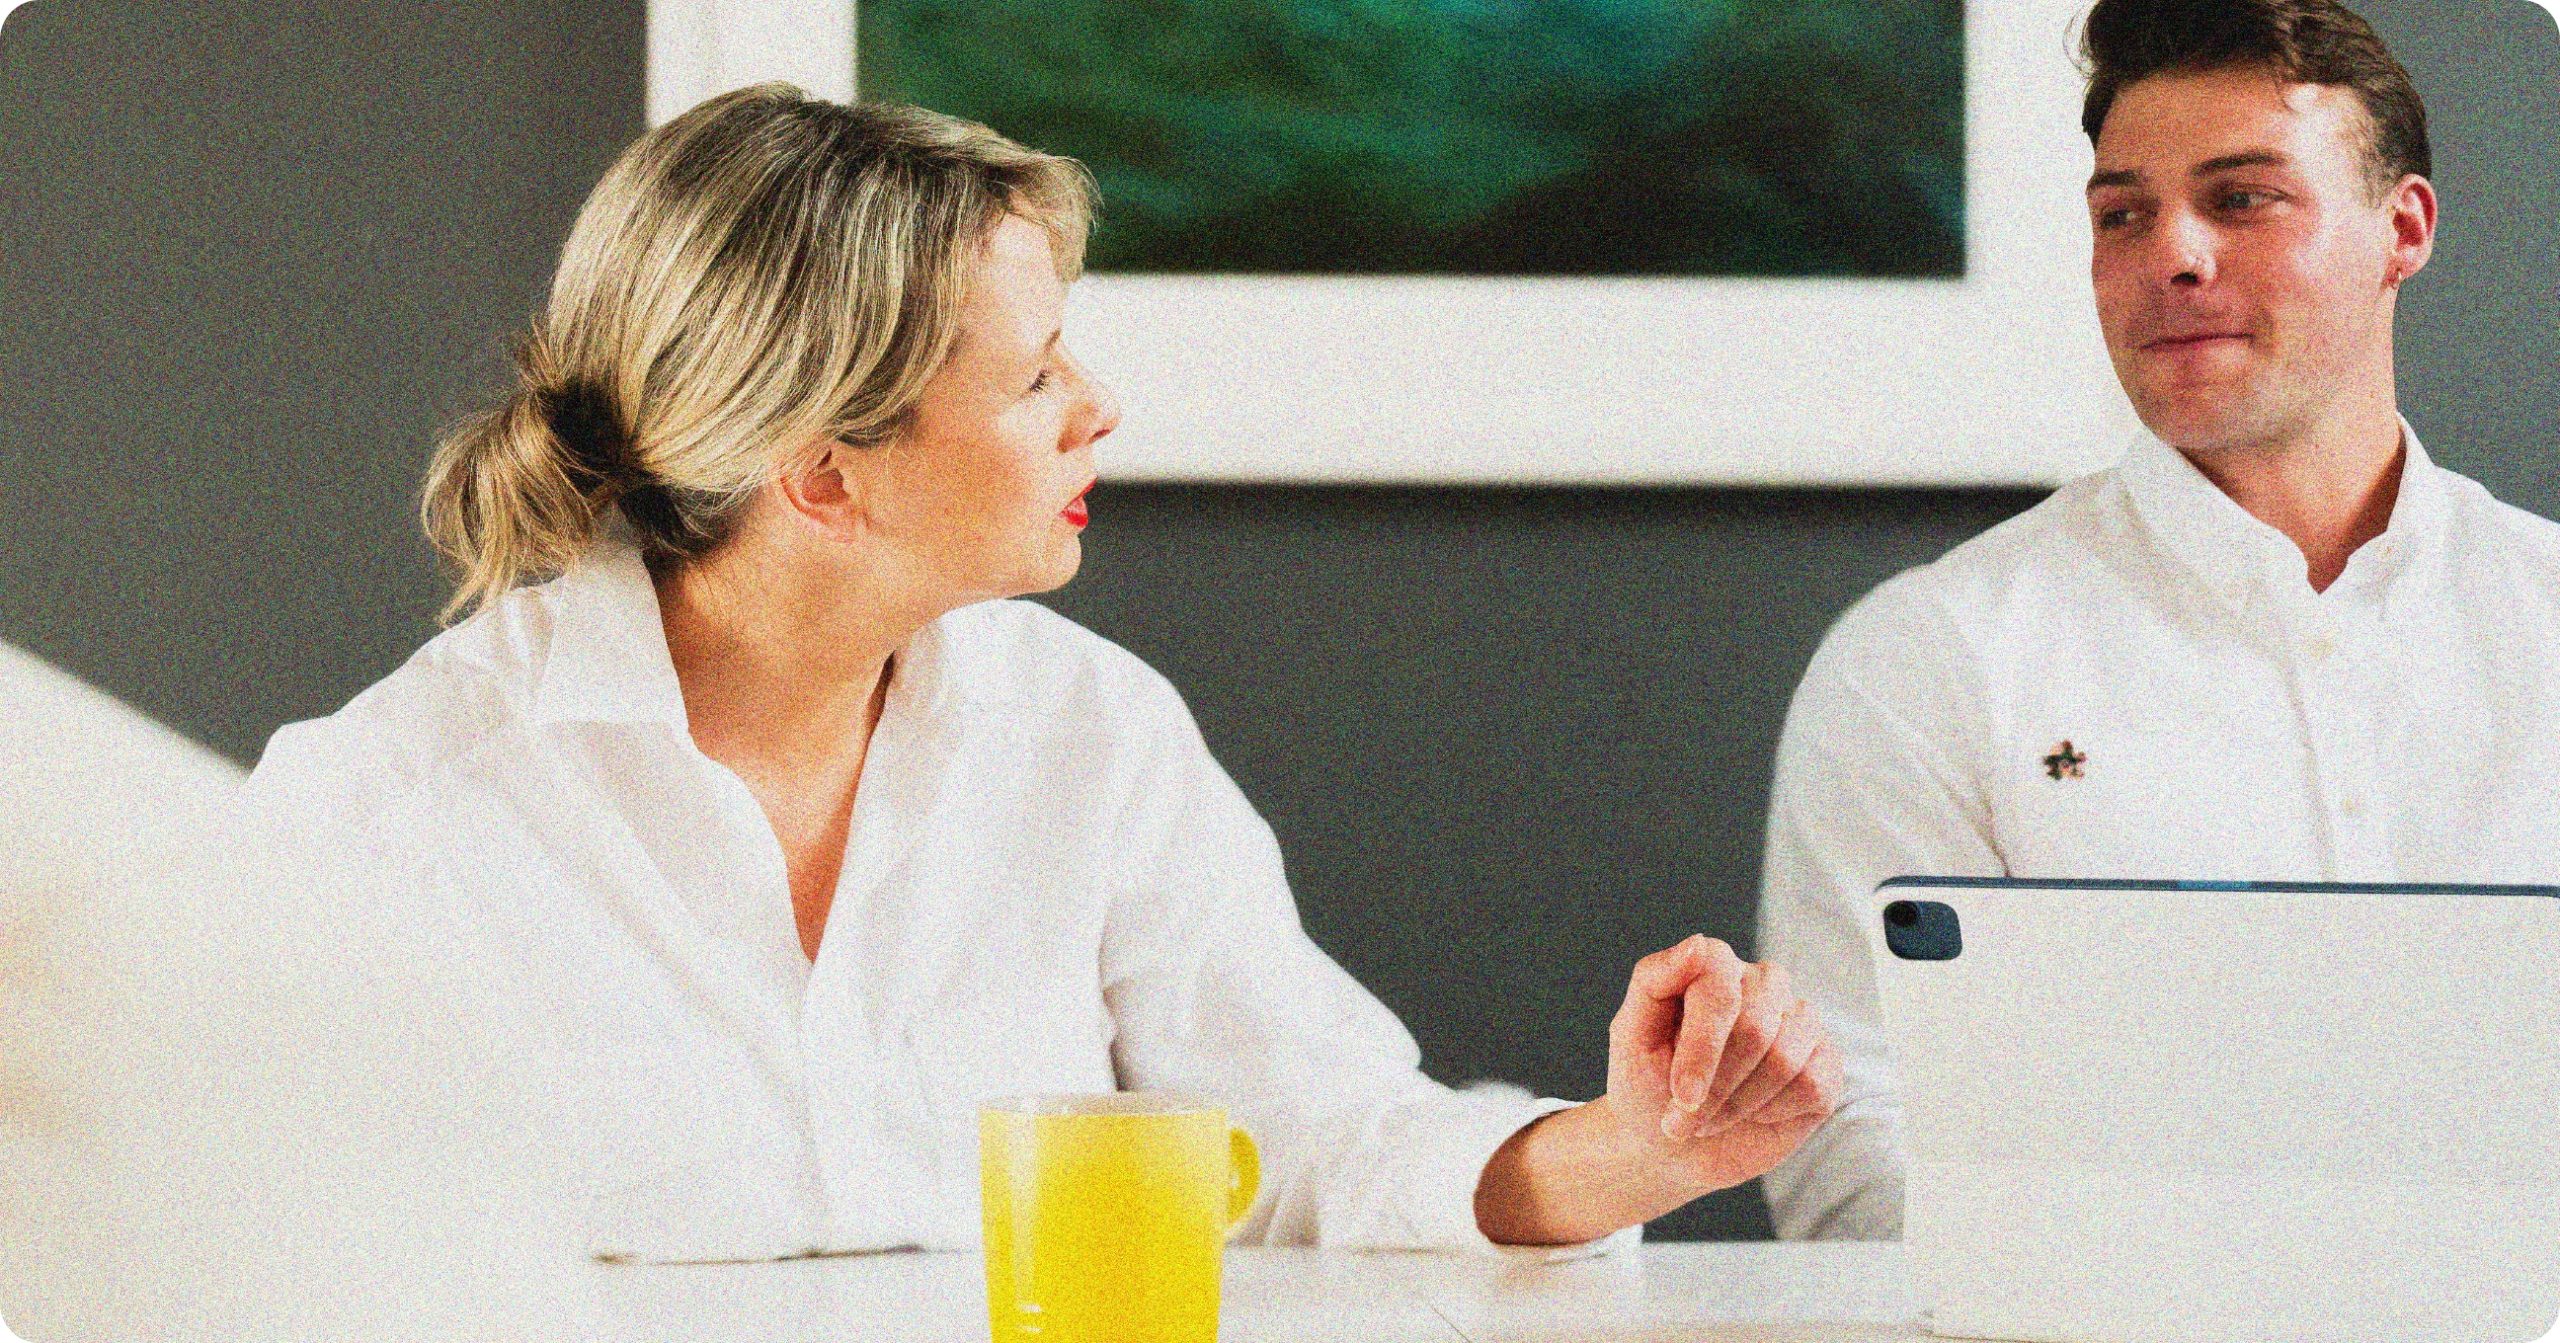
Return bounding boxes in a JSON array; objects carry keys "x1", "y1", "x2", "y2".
[{"x1": 857, "y1": 0, "x2": 1965, "y2": 277}]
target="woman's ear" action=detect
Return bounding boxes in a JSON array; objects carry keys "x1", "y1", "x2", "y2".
[{"x1": 774, "y1": 438, "x2": 873, "y2": 543}]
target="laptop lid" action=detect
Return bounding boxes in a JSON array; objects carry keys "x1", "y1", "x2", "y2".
[{"x1": 1870, "y1": 878, "x2": 2560, "y2": 1343}]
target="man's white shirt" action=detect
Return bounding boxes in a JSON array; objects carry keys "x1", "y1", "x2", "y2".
[
  {"x1": 241, "y1": 535, "x2": 1631, "y2": 1265},
  {"x1": 1756, "y1": 422, "x2": 2560, "y2": 1241}
]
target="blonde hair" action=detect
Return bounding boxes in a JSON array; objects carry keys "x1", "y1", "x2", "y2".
[{"x1": 421, "y1": 84, "x2": 1096, "y2": 621}]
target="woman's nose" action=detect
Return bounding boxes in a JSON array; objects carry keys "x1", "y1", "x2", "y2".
[{"x1": 1081, "y1": 375, "x2": 1122, "y2": 445}]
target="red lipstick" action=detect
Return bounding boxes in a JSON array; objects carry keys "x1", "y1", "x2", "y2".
[{"x1": 1062, "y1": 483, "x2": 1092, "y2": 529}]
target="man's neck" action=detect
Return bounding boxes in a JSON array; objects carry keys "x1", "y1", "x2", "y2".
[{"x1": 2177, "y1": 406, "x2": 2408, "y2": 594}]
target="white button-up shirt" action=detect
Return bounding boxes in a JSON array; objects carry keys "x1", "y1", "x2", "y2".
[
  {"x1": 243, "y1": 538, "x2": 1624, "y2": 1264},
  {"x1": 1754, "y1": 424, "x2": 2560, "y2": 1241}
]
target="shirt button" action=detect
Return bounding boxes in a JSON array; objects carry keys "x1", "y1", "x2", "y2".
[
  {"x1": 2305, "y1": 634, "x2": 2337, "y2": 661},
  {"x1": 2338, "y1": 794, "x2": 2365, "y2": 819}
]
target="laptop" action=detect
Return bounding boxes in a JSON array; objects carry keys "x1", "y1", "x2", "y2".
[{"x1": 1868, "y1": 877, "x2": 2560, "y2": 1343}]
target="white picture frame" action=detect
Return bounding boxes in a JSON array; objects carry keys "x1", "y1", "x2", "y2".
[
  {"x1": 647, "y1": 0, "x2": 854, "y2": 130},
  {"x1": 649, "y1": 0, "x2": 2142, "y2": 486}
]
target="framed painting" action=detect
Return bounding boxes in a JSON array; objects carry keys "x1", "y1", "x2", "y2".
[{"x1": 649, "y1": 0, "x2": 2140, "y2": 484}]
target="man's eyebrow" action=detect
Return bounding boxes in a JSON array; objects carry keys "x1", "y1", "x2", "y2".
[
  {"x1": 2192, "y1": 150, "x2": 2291, "y2": 175},
  {"x1": 2087, "y1": 150, "x2": 2293, "y2": 194}
]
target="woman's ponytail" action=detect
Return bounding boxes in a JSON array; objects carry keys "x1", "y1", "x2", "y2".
[{"x1": 420, "y1": 331, "x2": 615, "y2": 623}]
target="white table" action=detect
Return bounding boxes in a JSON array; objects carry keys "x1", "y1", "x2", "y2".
[
  {"x1": 7, "y1": 1225, "x2": 1923, "y2": 1341},
  {"x1": 568, "y1": 1244, "x2": 1925, "y2": 1342}
]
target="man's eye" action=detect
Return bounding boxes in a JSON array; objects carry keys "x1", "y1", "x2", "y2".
[
  {"x1": 2219, "y1": 190, "x2": 2274, "y2": 211},
  {"x1": 2095, "y1": 208, "x2": 2141, "y2": 231}
]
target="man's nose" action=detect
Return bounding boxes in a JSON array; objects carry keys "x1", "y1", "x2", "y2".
[{"x1": 2154, "y1": 210, "x2": 2218, "y2": 288}]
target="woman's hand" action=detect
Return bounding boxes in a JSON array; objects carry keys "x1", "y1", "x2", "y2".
[
  {"x1": 1601, "y1": 934, "x2": 1844, "y2": 1195},
  {"x1": 1474, "y1": 935, "x2": 1844, "y2": 1246}
]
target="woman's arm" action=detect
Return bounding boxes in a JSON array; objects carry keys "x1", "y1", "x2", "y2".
[
  {"x1": 1473, "y1": 936, "x2": 1844, "y2": 1245},
  {"x1": 1099, "y1": 673, "x2": 1841, "y2": 1250}
]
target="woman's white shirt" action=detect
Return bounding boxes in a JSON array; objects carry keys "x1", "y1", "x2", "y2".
[{"x1": 243, "y1": 539, "x2": 1625, "y2": 1264}]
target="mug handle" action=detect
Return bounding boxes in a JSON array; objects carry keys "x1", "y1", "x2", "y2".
[{"x1": 1226, "y1": 1127, "x2": 1261, "y2": 1229}]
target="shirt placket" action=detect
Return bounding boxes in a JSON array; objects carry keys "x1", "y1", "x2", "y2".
[
  {"x1": 2289, "y1": 600, "x2": 2392, "y2": 878},
  {"x1": 686, "y1": 754, "x2": 839, "y2": 1242},
  {"x1": 800, "y1": 946, "x2": 909, "y2": 1247},
  {"x1": 798, "y1": 695, "x2": 947, "y2": 1250}
]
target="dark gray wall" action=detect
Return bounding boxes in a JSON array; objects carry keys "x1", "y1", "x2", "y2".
[
  {"x1": 1, "y1": 1, "x2": 2552, "y2": 1242},
  {"x1": 2387, "y1": 1, "x2": 2560, "y2": 508},
  {"x1": 0, "y1": 0, "x2": 641, "y2": 752},
  {"x1": 1040, "y1": 485, "x2": 2040, "y2": 1240}
]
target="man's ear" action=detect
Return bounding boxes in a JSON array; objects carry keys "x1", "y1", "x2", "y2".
[
  {"x1": 772, "y1": 438, "x2": 872, "y2": 543},
  {"x1": 2383, "y1": 174, "x2": 2438, "y2": 289}
]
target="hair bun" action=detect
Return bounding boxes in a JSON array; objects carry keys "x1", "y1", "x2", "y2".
[{"x1": 539, "y1": 380, "x2": 637, "y2": 490}]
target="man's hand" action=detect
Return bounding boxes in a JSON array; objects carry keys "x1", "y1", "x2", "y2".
[{"x1": 1603, "y1": 934, "x2": 1844, "y2": 1195}]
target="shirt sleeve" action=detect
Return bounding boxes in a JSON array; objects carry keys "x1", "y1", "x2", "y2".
[
  {"x1": 1096, "y1": 680, "x2": 1638, "y2": 1258},
  {"x1": 1754, "y1": 575, "x2": 2003, "y2": 1241}
]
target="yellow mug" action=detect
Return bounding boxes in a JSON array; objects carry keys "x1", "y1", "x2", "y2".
[{"x1": 979, "y1": 1093, "x2": 1261, "y2": 1343}]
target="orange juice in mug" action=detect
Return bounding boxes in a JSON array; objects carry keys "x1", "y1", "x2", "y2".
[{"x1": 979, "y1": 1093, "x2": 1260, "y2": 1343}]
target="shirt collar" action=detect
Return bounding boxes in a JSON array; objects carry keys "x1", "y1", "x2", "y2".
[
  {"x1": 2118, "y1": 415, "x2": 2447, "y2": 612},
  {"x1": 526, "y1": 531, "x2": 691, "y2": 729},
  {"x1": 526, "y1": 528, "x2": 967, "y2": 731}
]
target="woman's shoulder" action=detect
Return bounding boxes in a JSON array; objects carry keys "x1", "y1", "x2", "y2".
[
  {"x1": 930, "y1": 599, "x2": 1194, "y2": 734},
  {"x1": 247, "y1": 592, "x2": 552, "y2": 818}
]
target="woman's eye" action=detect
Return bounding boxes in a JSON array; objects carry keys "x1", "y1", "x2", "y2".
[{"x1": 1027, "y1": 369, "x2": 1053, "y2": 395}]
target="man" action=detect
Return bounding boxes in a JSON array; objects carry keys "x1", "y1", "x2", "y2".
[{"x1": 1755, "y1": 0, "x2": 2560, "y2": 1241}]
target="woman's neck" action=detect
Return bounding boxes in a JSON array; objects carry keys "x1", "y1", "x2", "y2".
[{"x1": 652, "y1": 543, "x2": 926, "y2": 778}]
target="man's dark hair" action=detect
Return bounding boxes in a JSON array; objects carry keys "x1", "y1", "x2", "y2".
[{"x1": 2079, "y1": 0, "x2": 2431, "y2": 198}]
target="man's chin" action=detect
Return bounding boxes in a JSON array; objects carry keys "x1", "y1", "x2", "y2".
[{"x1": 2128, "y1": 383, "x2": 2285, "y2": 455}]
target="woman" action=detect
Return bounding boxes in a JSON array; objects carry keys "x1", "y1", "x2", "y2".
[{"x1": 247, "y1": 85, "x2": 1842, "y2": 1263}]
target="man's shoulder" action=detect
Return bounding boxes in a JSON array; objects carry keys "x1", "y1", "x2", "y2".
[
  {"x1": 1825, "y1": 470, "x2": 2127, "y2": 657},
  {"x1": 2441, "y1": 470, "x2": 2560, "y2": 573}
]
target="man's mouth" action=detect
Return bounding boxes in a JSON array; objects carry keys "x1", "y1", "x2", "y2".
[{"x1": 2144, "y1": 331, "x2": 2252, "y2": 353}]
